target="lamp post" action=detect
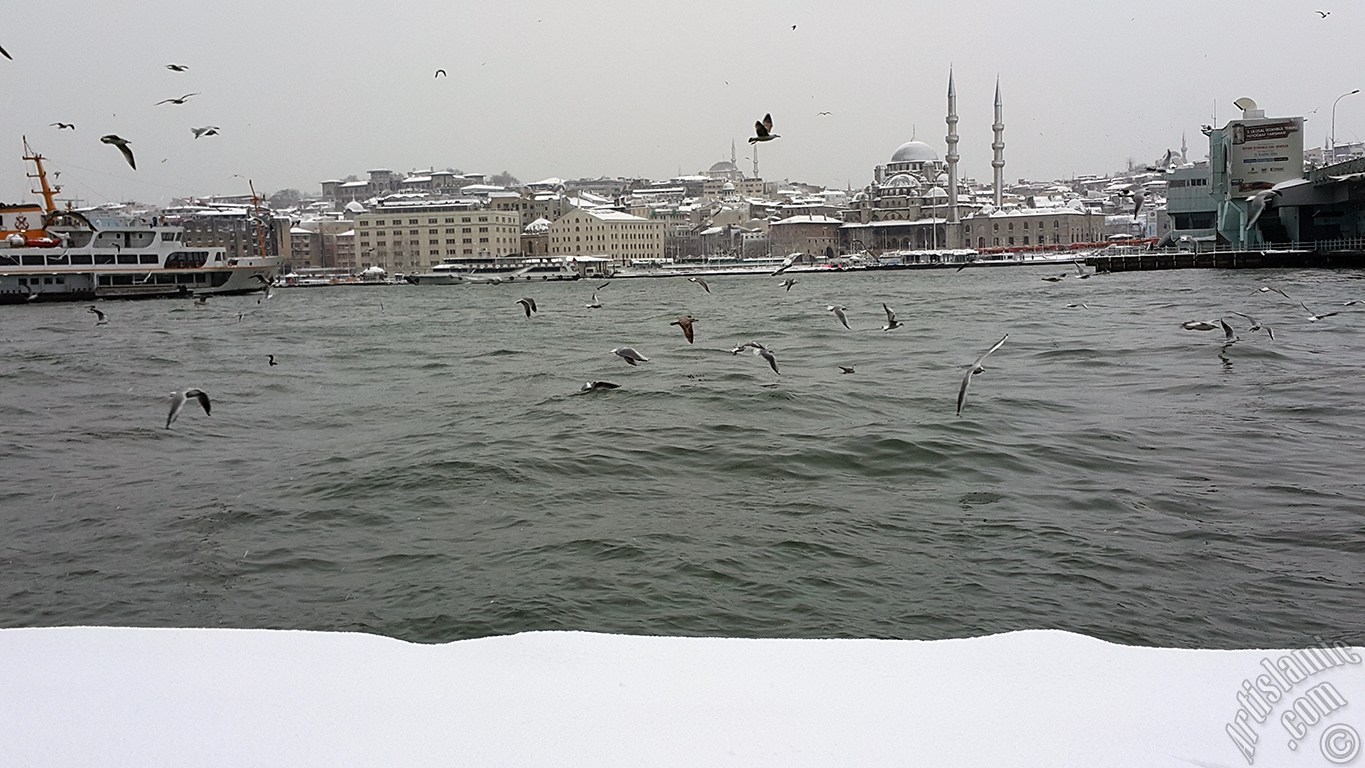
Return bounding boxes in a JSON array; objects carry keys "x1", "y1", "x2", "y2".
[{"x1": 1331, "y1": 89, "x2": 1360, "y2": 164}]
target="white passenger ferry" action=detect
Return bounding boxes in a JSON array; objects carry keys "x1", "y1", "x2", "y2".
[
  {"x1": 1, "y1": 140, "x2": 280, "y2": 305},
  {"x1": 405, "y1": 255, "x2": 584, "y2": 285}
]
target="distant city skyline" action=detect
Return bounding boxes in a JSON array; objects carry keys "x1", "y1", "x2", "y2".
[{"x1": 1, "y1": 0, "x2": 1360, "y2": 205}]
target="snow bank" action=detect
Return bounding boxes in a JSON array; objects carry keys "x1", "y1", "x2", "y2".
[{"x1": 1, "y1": 627, "x2": 1360, "y2": 767}]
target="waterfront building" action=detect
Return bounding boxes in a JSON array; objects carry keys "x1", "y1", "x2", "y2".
[
  {"x1": 547, "y1": 207, "x2": 665, "y2": 268},
  {"x1": 352, "y1": 202, "x2": 520, "y2": 273},
  {"x1": 769, "y1": 215, "x2": 843, "y2": 259}
]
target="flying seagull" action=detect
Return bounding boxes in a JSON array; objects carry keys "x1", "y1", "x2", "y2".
[
  {"x1": 1315, "y1": 10, "x2": 1330, "y2": 17},
  {"x1": 671, "y1": 314, "x2": 696, "y2": 344},
  {"x1": 838, "y1": 366, "x2": 855, "y2": 374},
  {"x1": 596, "y1": 281, "x2": 611, "y2": 291},
  {"x1": 1300, "y1": 302, "x2": 1340, "y2": 322},
  {"x1": 165, "y1": 388, "x2": 211, "y2": 429},
  {"x1": 581, "y1": 381, "x2": 620, "y2": 392},
  {"x1": 87, "y1": 305, "x2": 108, "y2": 325},
  {"x1": 584, "y1": 291, "x2": 602, "y2": 309},
  {"x1": 749, "y1": 113, "x2": 779, "y2": 144},
  {"x1": 827, "y1": 304, "x2": 851, "y2": 330},
  {"x1": 881, "y1": 303, "x2": 901, "y2": 331},
  {"x1": 742, "y1": 342, "x2": 779, "y2": 374},
  {"x1": 612, "y1": 347, "x2": 649, "y2": 365},
  {"x1": 156, "y1": 92, "x2": 201, "y2": 105},
  {"x1": 1230, "y1": 311, "x2": 1274, "y2": 340},
  {"x1": 251, "y1": 274, "x2": 273, "y2": 299},
  {"x1": 267, "y1": 355, "x2": 278, "y2": 366},
  {"x1": 689, "y1": 276, "x2": 710, "y2": 293},
  {"x1": 1220, "y1": 319, "x2": 1239, "y2": 345},
  {"x1": 1245, "y1": 189, "x2": 1279, "y2": 229},
  {"x1": 0, "y1": 43, "x2": 11, "y2": 61},
  {"x1": 191, "y1": 126, "x2": 220, "y2": 139},
  {"x1": 1127, "y1": 189, "x2": 1146, "y2": 216},
  {"x1": 772, "y1": 252, "x2": 799, "y2": 275},
  {"x1": 165, "y1": 63, "x2": 189, "y2": 71},
  {"x1": 434, "y1": 69, "x2": 447, "y2": 78},
  {"x1": 50, "y1": 122, "x2": 75, "y2": 130},
  {"x1": 100, "y1": 135, "x2": 136, "y2": 170},
  {"x1": 1065, "y1": 303, "x2": 1090, "y2": 309},
  {"x1": 957, "y1": 334, "x2": 1008, "y2": 416},
  {"x1": 817, "y1": 111, "x2": 831, "y2": 116},
  {"x1": 1252, "y1": 285, "x2": 1292, "y2": 301},
  {"x1": 1072, "y1": 261, "x2": 1091, "y2": 279},
  {"x1": 780, "y1": 278, "x2": 796, "y2": 291},
  {"x1": 516, "y1": 297, "x2": 537, "y2": 318}
]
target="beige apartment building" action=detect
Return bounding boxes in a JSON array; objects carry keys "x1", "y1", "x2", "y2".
[
  {"x1": 352, "y1": 203, "x2": 520, "y2": 273},
  {"x1": 548, "y1": 207, "x2": 664, "y2": 268}
]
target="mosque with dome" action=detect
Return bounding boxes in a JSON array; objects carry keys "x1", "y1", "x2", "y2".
[{"x1": 836, "y1": 71, "x2": 1104, "y2": 254}]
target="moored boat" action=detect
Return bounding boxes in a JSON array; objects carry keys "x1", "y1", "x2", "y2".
[{"x1": 1, "y1": 140, "x2": 280, "y2": 305}]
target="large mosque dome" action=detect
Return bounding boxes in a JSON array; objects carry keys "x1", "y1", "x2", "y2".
[
  {"x1": 890, "y1": 140, "x2": 939, "y2": 163},
  {"x1": 709, "y1": 160, "x2": 739, "y2": 173}
]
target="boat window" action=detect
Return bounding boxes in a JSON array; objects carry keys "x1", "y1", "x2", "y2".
[
  {"x1": 70, "y1": 254, "x2": 93, "y2": 264},
  {"x1": 140, "y1": 255, "x2": 158, "y2": 264},
  {"x1": 95, "y1": 254, "x2": 115, "y2": 265},
  {"x1": 21, "y1": 255, "x2": 44, "y2": 265},
  {"x1": 117, "y1": 254, "x2": 138, "y2": 264},
  {"x1": 161, "y1": 233, "x2": 176, "y2": 241}
]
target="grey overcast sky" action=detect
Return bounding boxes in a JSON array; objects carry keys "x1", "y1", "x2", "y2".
[{"x1": 2, "y1": 0, "x2": 1360, "y2": 205}]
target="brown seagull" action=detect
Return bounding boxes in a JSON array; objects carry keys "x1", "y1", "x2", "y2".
[{"x1": 671, "y1": 314, "x2": 696, "y2": 344}]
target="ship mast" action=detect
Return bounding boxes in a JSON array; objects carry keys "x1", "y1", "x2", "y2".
[
  {"x1": 22, "y1": 136, "x2": 61, "y2": 215},
  {"x1": 248, "y1": 178, "x2": 267, "y2": 258}
]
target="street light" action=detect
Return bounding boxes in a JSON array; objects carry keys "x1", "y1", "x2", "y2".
[{"x1": 1331, "y1": 88, "x2": 1360, "y2": 164}]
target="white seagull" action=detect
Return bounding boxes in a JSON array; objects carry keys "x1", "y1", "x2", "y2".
[
  {"x1": 516, "y1": 297, "x2": 537, "y2": 318},
  {"x1": 1300, "y1": 302, "x2": 1340, "y2": 322},
  {"x1": 749, "y1": 113, "x2": 779, "y2": 144},
  {"x1": 780, "y1": 278, "x2": 797, "y2": 291},
  {"x1": 87, "y1": 305, "x2": 108, "y2": 325},
  {"x1": 584, "y1": 291, "x2": 602, "y2": 309},
  {"x1": 166, "y1": 388, "x2": 212, "y2": 429},
  {"x1": 689, "y1": 276, "x2": 711, "y2": 293},
  {"x1": 100, "y1": 134, "x2": 136, "y2": 170},
  {"x1": 956, "y1": 334, "x2": 1008, "y2": 416},
  {"x1": 827, "y1": 304, "x2": 851, "y2": 330},
  {"x1": 1245, "y1": 189, "x2": 1280, "y2": 230},
  {"x1": 612, "y1": 347, "x2": 649, "y2": 365},
  {"x1": 1230, "y1": 311, "x2": 1274, "y2": 340},
  {"x1": 881, "y1": 303, "x2": 901, "y2": 331}
]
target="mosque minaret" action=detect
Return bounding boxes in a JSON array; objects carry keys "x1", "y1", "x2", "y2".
[
  {"x1": 945, "y1": 68, "x2": 961, "y2": 228},
  {"x1": 991, "y1": 76, "x2": 1005, "y2": 208}
]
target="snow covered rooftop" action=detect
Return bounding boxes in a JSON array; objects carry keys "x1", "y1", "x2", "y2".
[{"x1": 772, "y1": 214, "x2": 844, "y2": 225}]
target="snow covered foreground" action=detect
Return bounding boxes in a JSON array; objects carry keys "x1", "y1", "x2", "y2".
[{"x1": 1, "y1": 627, "x2": 1361, "y2": 767}]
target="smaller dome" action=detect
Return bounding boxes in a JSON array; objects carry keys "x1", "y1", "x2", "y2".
[
  {"x1": 344, "y1": 200, "x2": 366, "y2": 213},
  {"x1": 722, "y1": 181, "x2": 736, "y2": 191},
  {"x1": 935, "y1": 173, "x2": 950, "y2": 185},
  {"x1": 890, "y1": 140, "x2": 939, "y2": 163},
  {"x1": 524, "y1": 217, "x2": 552, "y2": 234},
  {"x1": 883, "y1": 173, "x2": 919, "y2": 190},
  {"x1": 926, "y1": 186, "x2": 948, "y2": 200}
]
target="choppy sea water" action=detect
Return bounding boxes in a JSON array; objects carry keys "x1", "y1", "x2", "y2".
[{"x1": 2, "y1": 265, "x2": 1363, "y2": 648}]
